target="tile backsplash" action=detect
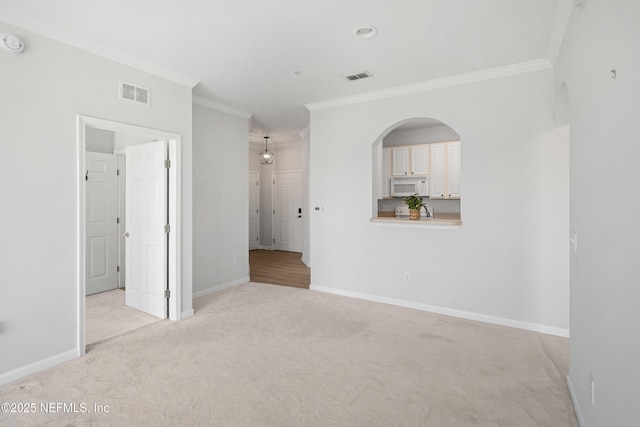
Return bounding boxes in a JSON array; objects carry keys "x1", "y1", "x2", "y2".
[{"x1": 378, "y1": 197, "x2": 460, "y2": 214}]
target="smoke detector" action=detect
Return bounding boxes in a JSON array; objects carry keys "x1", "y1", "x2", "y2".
[
  {"x1": 354, "y1": 26, "x2": 378, "y2": 39},
  {"x1": 1, "y1": 34, "x2": 25, "y2": 54}
]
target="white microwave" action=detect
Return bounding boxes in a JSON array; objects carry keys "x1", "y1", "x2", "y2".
[{"x1": 391, "y1": 175, "x2": 429, "y2": 197}]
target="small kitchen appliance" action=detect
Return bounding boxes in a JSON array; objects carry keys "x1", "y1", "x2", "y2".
[{"x1": 390, "y1": 175, "x2": 429, "y2": 197}]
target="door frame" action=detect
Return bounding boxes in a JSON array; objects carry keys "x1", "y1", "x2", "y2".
[
  {"x1": 249, "y1": 170, "x2": 260, "y2": 251},
  {"x1": 76, "y1": 115, "x2": 182, "y2": 356},
  {"x1": 272, "y1": 170, "x2": 303, "y2": 252}
]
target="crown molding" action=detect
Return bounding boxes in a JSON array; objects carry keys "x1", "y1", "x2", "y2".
[
  {"x1": 192, "y1": 95, "x2": 252, "y2": 119},
  {"x1": 305, "y1": 59, "x2": 553, "y2": 111},
  {"x1": 0, "y1": 10, "x2": 199, "y2": 87}
]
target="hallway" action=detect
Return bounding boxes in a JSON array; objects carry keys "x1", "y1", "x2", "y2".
[{"x1": 249, "y1": 250, "x2": 310, "y2": 289}]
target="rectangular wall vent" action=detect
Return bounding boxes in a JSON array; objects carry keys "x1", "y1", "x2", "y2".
[
  {"x1": 346, "y1": 71, "x2": 373, "y2": 81},
  {"x1": 119, "y1": 81, "x2": 150, "y2": 106}
]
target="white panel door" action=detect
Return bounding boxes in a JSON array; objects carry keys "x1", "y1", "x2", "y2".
[
  {"x1": 273, "y1": 172, "x2": 302, "y2": 252},
  {"x1": 125, "y1": 141, "x2": 167, "y2": 319},
  {"x1": 86, "y1": 152, "x2": 118, "y2": 295},
  {"x1": 248, "y1": 171, "x2": 260, "y2": 250}
]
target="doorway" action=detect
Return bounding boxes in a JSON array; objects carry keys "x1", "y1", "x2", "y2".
[{"x1": 77, "y1": 115, "x2": 182, "y2": 356}]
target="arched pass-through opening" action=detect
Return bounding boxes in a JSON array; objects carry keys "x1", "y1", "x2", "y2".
[{"x1": 372, "y1": 117, "x2": 462, "y2": 224}]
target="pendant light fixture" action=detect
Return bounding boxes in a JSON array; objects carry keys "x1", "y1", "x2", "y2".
[{"x1": 259, "y1": 136, "x2": 274, "y2": 165}]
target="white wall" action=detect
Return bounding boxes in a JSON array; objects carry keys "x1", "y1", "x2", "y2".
[
  {"x1": 249, "y1": 145, "x2": 261, "y2": 172},
  {"x1": 555, "y1": 1, "x2": 640, "y2": 425},
  {"x1": 249, "y1": 145, "x2": 275, "y2": 248},
  {"x1": 192, "y1": 104, "x2": 249, "y2": 296},
  {"x1": 113, "y1": 133, "x2": 155, "y2": 151},
  {"x1": 0, "y1": 20, "x2": 193, "y2": 382},
  {"x1": 85, "y1": 127, "x2": 114, "y2": 153},
  {"x1": 273, "y1": 142, "x2": 304, "y2": 171},
  {"x1": 309, "y1": 68, "x2": 570, "y2": 334}
]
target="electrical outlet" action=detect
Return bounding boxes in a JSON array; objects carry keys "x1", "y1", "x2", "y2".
[
  {"x1": 404, "y1": 272, "x2": 411, "y2": 282},
  {"x1": 589, "y1": 374, "x2": 595, "y2": 405}
]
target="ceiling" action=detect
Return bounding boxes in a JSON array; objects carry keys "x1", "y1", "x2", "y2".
[{"x1": 0, "y1": 0, "x2": 565, "y2": 142}]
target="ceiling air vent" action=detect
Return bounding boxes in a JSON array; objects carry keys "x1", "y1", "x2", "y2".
[
  {"x1": 346, "y1": 71, "x2": 373, "y2": 81},
  {"x1": 119, "y1": 81, "x2": 150, "y2": 106}
]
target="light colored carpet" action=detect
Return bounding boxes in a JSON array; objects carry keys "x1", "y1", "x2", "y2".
[
  {"x1": 86, "y1": 288, "x2": 160, "y2": 345},
  {"x1": 1, "y1": 283, "x2": 577, "y2": 426}
]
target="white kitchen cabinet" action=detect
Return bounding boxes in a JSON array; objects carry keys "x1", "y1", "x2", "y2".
[
  {"x1": 429, "y1": 141, "x2": 460, "y2": 199},
  {"x1": 447, "y1": 142, "x2": 461, "y2": 199},
  {"x1": 391, "y1": 145, "x2": 429, "y2": 176},
  {"x1": 382, "y1": 147, "x2": 391, "y2": 198},
  {"x1": 391, "y1": 146, "x2": 409, "y2": 176},
  {"x1": 410, "y1": 145, "x2": 429, "y2": 175},
  {"x1": 430, "y1": 143, "x2": 446, "y2": 198}
]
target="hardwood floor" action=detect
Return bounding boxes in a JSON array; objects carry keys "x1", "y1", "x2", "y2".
[{"x1": 249, "y1": 250, "x2": 310, "y2": 289}]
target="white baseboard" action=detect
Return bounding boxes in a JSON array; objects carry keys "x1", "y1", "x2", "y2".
[
  {"x1": 566, "y1": 375, "x2": 586, "y2": 427},
  {"x1": 258, "y1": 246, "x2": 273, "y2": 250},
  {"x1": 192, "y1": 277, "x2": 249, "y2": 300},
  {"x1": 309, "y1": 284, "x2": 570, "y2": 338},
  {"x1": 0, "y1": 349, "x2": 77, "y2": 387},
  {"x1": 181, "y1": 309, "x2": 195, "y2": 319}
]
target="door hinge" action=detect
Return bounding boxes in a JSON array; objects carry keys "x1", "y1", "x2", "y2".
[
  {"x1": 116, "y1": 217, "x2": 120, "y2": 224},
  {"x1": 165, "y1": 159, "x2": 171, "y2": 168},
  {"x1": 164, "y1": 224, "x2": 170, "y2": 233},
  {"x1": 116, "y1": 265, "x2": 120, "y2": 272},
  {"x1": 273, "y1": 179, "x2": 275, "y2": 185},
  {"x1": 117, "y1": 169, "x2": 120, "y2": 176},
  {"x1": 256, "y1": 209, "x2": 259, "y2": 214},
  {"x1": 273, "y1": 209, "x2": 275, "y2": 214},
  {"x1": 272, "y1": 238, "x2": 275, "y2": 244},
  {"x1": 256, "y1": 181, "x2": 259, "y2": 186},
  {"x1": 164, "y1": 289, "x2": 170, "y2": 298}
]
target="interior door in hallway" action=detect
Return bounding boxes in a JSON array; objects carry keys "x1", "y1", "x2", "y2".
[
  {"x1": 125, "y1": 140, "x2": 168, "y2": 319},
  {"x1": 273, "y1": 171, "x2": 302, "y2": 252},
  {"x1": 86, "y1": 151, "x2": 118, "y2": 295},
  {"x1": 249, "y1": 171, "x2": 260, "y2": 250}
]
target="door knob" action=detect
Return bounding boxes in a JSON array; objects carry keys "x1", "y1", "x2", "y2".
[{"x1": 122, "y1": 232, "x2": 130, "y2": 238}]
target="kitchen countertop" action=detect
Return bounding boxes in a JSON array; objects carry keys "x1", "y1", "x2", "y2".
[{"x1": 371, "y1": 212, "x2": 461, "y2": 227}]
